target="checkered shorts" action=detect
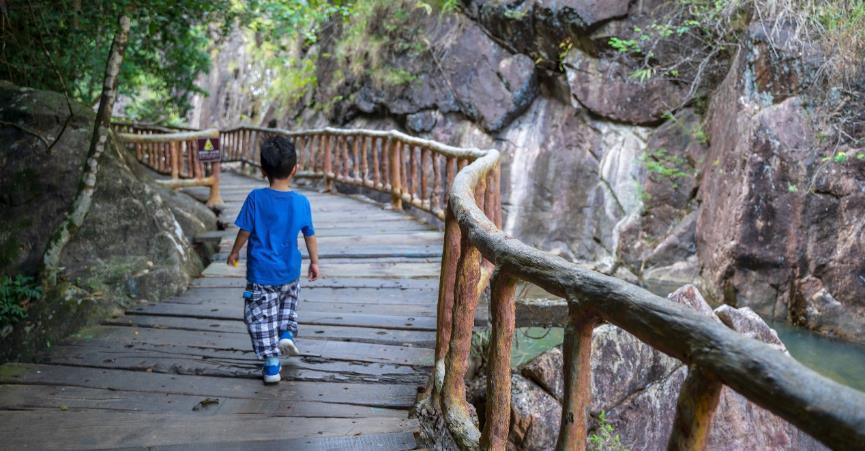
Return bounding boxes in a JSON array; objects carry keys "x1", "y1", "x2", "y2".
[{"x1": 243, "y1": 280, "x2": 301, "y2": 359}]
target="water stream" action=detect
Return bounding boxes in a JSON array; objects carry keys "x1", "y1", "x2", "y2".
[
  {"x1": 512, "y1": 285, "x2": 865, "y2": 393},
  {"x1": 768, "y1": 320, "x2": 865, "y2": 393}
]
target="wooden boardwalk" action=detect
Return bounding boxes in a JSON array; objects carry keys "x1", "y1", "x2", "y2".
[{"x1": 0, "y1": 172, "x2": 441, "y2": 450}]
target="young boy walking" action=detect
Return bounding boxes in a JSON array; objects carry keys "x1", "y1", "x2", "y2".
[{"x1": 227, "y1": 135, "x2": 320, "y2": 384}]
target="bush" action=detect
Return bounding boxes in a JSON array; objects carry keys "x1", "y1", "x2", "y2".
[
  {"x1": 589, "y1": 411, "x2": 629, "y2": 451},
  {"x1": 0, "y1": 275, "x2": 42, "y2": 330}
]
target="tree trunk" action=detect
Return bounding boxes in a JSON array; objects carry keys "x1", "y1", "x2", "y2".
[{"x1": 42, "y1": 14, "x2": 130, "y2": 288}]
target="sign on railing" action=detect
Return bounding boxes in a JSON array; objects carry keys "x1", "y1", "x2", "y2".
[{"x1": 111, "y1": 122, "x2": 223, "y2": 207}]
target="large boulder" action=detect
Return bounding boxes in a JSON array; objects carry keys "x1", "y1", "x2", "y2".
[
  {"x1": 467, "y1": 0, "x2": 631, "y2": 64},
  {"x1": 0, "y1": 82, "x2": 215, "y2": 360},
  {"x1": 564, "y1": 48, "x2": 686, "y2": 124},
  {"x1": 314, "y1": 12, "x2": 538, "y2": 133}
]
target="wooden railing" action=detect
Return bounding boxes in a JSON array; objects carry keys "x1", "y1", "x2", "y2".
[
  {"x1": 440, "y1": 151, "x2": 865, "y2": 450},
  {"x1": 219, "y1": 126, "x2": 490, "y2": 221},
  {"x1": 112, "y1": 121, "x2": 865, "y2": 450},
  {"x1": 111, "y1": 123, "x2": 223, "y2": 207}
]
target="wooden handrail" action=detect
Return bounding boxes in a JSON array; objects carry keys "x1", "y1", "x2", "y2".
[
  {"x1": 216, "y1": 125, "x2": 492, "y2": 220},
  {"x1": 111, "y1": 120, "x2": 865, "y2": 450},
  {"x1": 442, "y1": 148, "x2": 865, "y2": 450}
]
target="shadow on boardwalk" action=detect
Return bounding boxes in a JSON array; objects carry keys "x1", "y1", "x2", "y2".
[{"x1": 0, "y1": 172, "x2": 440, "y2": 450}]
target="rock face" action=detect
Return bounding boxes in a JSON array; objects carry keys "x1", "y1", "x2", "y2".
[
  {"x1": 188, "y1": 0, "x2": 865, "y2": 345},
  {"x1": 482, "y1": 285, "x2": 824, "y2": 450},
  {"x1": 564, "y1": 48, "x2": 686, "y2": 124},
  {"x1": 0, "y1": 82, "x2": 215, "y2": 360},
  {"x1": 696, "y1": 36, "x2": 865, "y2": 342}
]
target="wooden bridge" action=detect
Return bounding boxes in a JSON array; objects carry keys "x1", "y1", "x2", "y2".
[{"x1": 1, "y1": 123, "x2": 864, "y2": 450}]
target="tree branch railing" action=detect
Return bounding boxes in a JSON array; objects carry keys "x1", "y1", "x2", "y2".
[
  {"x1": 111, "y1": 123, "x2": 223, "y2": 207},
  {"x1": 111, "y1": 121, "x2": 865, "y2": 450},
  {"x1": 219, "y1": 125, "x2": 486, "y2": 221}
]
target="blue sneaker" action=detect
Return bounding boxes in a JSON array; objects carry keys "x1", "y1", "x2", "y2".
[
  {"x1": 278, "y1": 330, "x2": 300, "y2": 356},
  {"x1": 263, "y1": 356, "x2": 281, "y2": 384}
]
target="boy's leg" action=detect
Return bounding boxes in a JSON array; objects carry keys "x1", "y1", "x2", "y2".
[
  {"x1": 244, "y1": 283, "x2": 281, "y2": 364},
  {"x1": 277, "y1": 280, "x2": 301, "y2": 336},
  {"x1": 277, "y1": 280, "x2": 301, "y2": 355}
]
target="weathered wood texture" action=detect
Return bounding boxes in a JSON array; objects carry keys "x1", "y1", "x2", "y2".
[{"x1": 0, "y1": 171, "x2": 443, "y2": 449}]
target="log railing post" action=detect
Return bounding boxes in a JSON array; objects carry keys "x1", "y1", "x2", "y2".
[
  {"x1": 206, "y1": 160, "x2": 223, "y2": 207},
  {"x1": 324, "y1": 133, "x2": 334, "y2": 192},
  {"x1": 432, "y1": 203, "x2": 462, "y2": 405},
  {"x1": 667, "y1": 367, "x2": 722, "y2": 451},
  {"x1": 556, "y1": 306, "x2": 598, "y2": 451},
  {"x1": 442, "y1": 234, "x2": 483, "y2": 450},
  {"x1": 169, "y1": 141, "x2": 180, "y2": 181},
  {"x1": 442, "y1": 172, "x2": 487, "y2": 450},
  {"x1": 480, "y1": 270, "x2": 518, "y2": 450},
  {"x1": 388, "y1": 137, "x2": 403, "y2": 210}
]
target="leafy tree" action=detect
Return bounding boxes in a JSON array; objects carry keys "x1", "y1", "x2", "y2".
[{"x1": 1, "y1": 0, "x2": 234, "y2": 121}]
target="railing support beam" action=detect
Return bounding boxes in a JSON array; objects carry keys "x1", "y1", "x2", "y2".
[
  {"x1": 667, "y1": 367, "x2": 722, "y2": 451},
  {"x1": 389, "y1": 138, "x2": 403, "y2": 210},
  {"x1": 432, "y1": 204, "x2": 462, "y2": 406},
  {"x1": 442, "y1": 236, "x2": 483, "y2": 450},
  {"x1": 556, "y1": 306, "x2": 597, "y2": 451},
  {"x1": 480, "y1": 270, "x2": 517, "y2": 450}
]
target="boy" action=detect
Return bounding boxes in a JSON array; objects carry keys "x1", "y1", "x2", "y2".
[{"x1": 226, "y1": 135, "x2": 320, "y2": 384}]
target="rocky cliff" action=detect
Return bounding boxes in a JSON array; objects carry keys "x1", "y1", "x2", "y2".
[
  {"x1": 189, "y1": 0, "x2": 865, "y2": 344},
  {"x1": 0, "y1": 82, "x2": 216, "y2": 361}
]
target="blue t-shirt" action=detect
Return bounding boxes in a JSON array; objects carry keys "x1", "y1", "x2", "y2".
[{"x1": 234, "y1": 188, "x2": 315, "y2": 285}]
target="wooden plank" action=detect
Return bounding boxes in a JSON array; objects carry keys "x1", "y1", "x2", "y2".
[
  {"x1": 159, "y1": 286, "x2": 438, "y2": 305},
  {"x1": 42, "y1": 347, "x2": 426, "y2": 384},
  {"x1": 0, "y1": 411, "x2": 418, "y2": 449},
  {"x1": 201, "y1": 230, "x2": 443, "y2": 246},
  {"x1": 127, "y1": 304, "x2": 439, "y2": 331},
  {"x1": 191, "y1": 277, "x2": 438, "y2": 289},
  {"x1": 202, "y1": 261, "x2": 441, "y2": 279},
  {"x1": 104, "y1": 316, "x2": 437, "y2": 347},
  {"x1": 116, "y1": 432, "x2": 417, "y2": 451},
  {"x1": 131, "y1": 298, "x2": 437, "y2": 318},
  {"x1": 60, "y1": 326, "x2": 434, "y2": 366},
  {"x1": 213, "y1": 247, "x2": 442, "y2": 260},
  {"x1": 0, "y1": 363, "x2": 420, "y2": 405},
  {"x1": 0, "y1": 384, "x2": 407, "y2": 418}
]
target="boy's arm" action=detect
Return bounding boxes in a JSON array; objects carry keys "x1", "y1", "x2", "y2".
[
  {"x1": 304, "y1": 235, "x2": 320, "y2": 281},
  {"x1": 227, "y1": 229, "x2": 250, "y2": 267}
]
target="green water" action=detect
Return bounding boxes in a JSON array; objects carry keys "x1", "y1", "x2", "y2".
[{"x1": 769, "y1": 321, "x2": 865, "y2": 393}]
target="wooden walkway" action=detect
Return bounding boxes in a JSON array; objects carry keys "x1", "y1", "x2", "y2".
[{"x1": 0, "y1": 172, "x2": 441, "y2": 450}]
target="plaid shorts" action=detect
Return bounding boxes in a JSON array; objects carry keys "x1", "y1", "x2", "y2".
[{"x1": 243, "y1": 280, "x2": 301, "y2": 359}]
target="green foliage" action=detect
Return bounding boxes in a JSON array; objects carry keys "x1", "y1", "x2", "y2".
[
  {"x1": 504, "y1": 8, "x2": 528, "y2": 20},
  {"x1": 608, "y1": 37, "x2": 641, "y2": 54},
  {"x1": 472, "y1": 327, "x2": 564, "y2": 369},
  {"x1": 329, "y1": 0, "x2": 436, "y2": 97},
  {"x1": 1, "y1": 0, "x2": 235, "y2": 122},
  {"x1": 788, "y1": 183, "x2": 799, "y2": 193},
  {"x1": 834, "y1": 151, "x2": 849, "y2": 163},
  {"x1": 588, "y1": 411, "x2": 628, "y2": 451},
  {"x1": 630, "y1": 67, "x2": 655, "y2": 83},
  {"x1": 641, "y1": 148, "x2": 691, "y2": 180},
  {"x1": 0, "y1": 275, "x2": 42, "y2": 329}
]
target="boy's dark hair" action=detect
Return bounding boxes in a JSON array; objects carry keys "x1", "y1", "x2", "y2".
[{"x1": 260, "y1": 135, "x2": 297, "y2": 180}]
